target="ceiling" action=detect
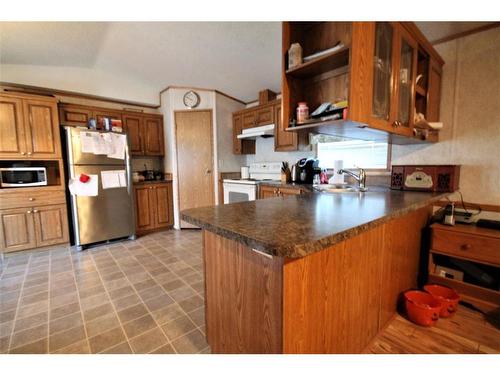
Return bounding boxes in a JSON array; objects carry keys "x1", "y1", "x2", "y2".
[{"x1": 0, "y1": 22, "x2": 496, "y2": 103}]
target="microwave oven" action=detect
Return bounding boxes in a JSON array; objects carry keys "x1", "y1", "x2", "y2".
[{"x1": 0, "y1": 167, "x2": 48, "y2": 187}]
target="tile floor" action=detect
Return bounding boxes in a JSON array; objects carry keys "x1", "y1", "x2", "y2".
[{"x1": 0, "y1": 229, "x2": 210, "y2": 354}]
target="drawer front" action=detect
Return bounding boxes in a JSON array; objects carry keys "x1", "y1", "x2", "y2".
[
  {"x1": 0, "y1": 190, "x2": 66, "y2": 210},
  {"x1": 432, "y1": 228, "x2": 500, "y2": 266},
  {"x1": 256, "y1": 106, "x2": 274, "y2": 125}
]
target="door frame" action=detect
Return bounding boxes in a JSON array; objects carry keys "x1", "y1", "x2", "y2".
[{"x1": 174, "y1": 109, "x2": 215, "y2": 228}]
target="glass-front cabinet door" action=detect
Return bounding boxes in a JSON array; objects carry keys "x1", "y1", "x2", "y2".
[
  {"x1": 371, "y1": 22, "x2": 394, "y2": 126},
  {"x1": 393, "y1": 26, "x2": 417, "y2": 136}
]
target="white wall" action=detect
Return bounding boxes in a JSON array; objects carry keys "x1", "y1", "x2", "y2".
[
  {"x1": 0, "y1": 64, "x2": 159, "y2": 105},
  {"x1": 245, "y1": 137, "x2": 314, "y2": 167},
  {"x1": 215, "y1": 93, "x2": 246, "y2": 172},
  {"x1": 392, "y1": 27, "x2": 500, "y2": 206},
  {"x1": 161, "y1": 88, "x2": 245, "y2": 229}
]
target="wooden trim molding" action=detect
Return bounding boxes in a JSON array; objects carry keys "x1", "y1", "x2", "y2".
[
  {"x1": 1, "y1": 82, "x2": 159, "y2": 109},
  {"x1": 433, "y1": 200, "x2": 500, "y2": 213},
  {"x1": 431, "y1": 22, "x2": 500, "y2": 45}
]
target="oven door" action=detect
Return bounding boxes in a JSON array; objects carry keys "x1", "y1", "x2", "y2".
[{"x1": 223, "y1": 182, "x2": 257, "y2": 204}]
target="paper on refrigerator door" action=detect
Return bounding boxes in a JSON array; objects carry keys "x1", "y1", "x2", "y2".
[
  {"x1": 68, "y1": 175, "x2": 99, "y2": 196},
  {"x1": 80, "y1": 132, "x2": 96, "y2": 153},
  {"x1": 107, "y1": 133, "x2": 127, "y2": 159},
  {"x1": 101, "y1": 170, "x2": 127, "y2": 189},
  {"x1": 93, "y1": 133, "x2": 113, "y2": 155}
]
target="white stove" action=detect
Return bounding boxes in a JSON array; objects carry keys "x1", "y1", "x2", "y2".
[{"x1": 223, "y1": 162, "x2": 282, "y2": 203}]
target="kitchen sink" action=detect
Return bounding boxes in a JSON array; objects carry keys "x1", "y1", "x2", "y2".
[{"x1": 313, "y1": 184, "x2": 368, "y2": 193}]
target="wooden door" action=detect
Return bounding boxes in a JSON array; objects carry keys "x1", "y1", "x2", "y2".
[
  {"x1": 175, "y1": 110, "x2": 214, "y2": 227},
  {"x1": 32, "y1": 204, "x2": 69, "y2": 247},
  {"x1": 274, "y1": 103, "x2": 297, "y2": 151},
  {"x1": 154, "y1": 184, "x2": 173, "y2": 228},
  {"x1": 59, "y1": 104, "x2": 93, "y2": 126},
  {"x1": 0, "y1": 208, "x2": 36, "y2": 253},
  {"x1": 0, "y1": 95, "x2": 27, "y2": 158},
  {"x1": 123, "y1": 114, "x2": 144, "y2": 155},
  {"x1": 143, "y1": 116, "x2": 164, "y2": 156},
  {"x1": 391, "y1": 25, "x2": 417, "y2": 137},
  {"x1": 134, "y1": 186, "x2": 155, "y2": 232},
  {"x1": 23, "y1": 99, "x2": 61, "y2": 158},
  {"x1": 259, "y1": 185, "x2": 278, "y2": 199}
]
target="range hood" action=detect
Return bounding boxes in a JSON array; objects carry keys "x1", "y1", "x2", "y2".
[{"x1": 237, "y1": 124, "x2": 275, "y2": 139}]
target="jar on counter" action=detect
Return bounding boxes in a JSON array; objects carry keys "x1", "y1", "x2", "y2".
[{"x1": 296, "y1": 102, "x2": 309, "y2": 124}]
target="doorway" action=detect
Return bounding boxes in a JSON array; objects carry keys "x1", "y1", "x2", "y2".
[{"x1": 175, "y1": 110, "x2": 215, "y2": 228}]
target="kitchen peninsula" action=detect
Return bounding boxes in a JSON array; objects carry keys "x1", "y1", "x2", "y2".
[{"x1": 181, "y1": 189, "x2": 450, "y2": 353}]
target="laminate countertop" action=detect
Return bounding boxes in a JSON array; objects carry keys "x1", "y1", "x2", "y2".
[{"x1": 181, "y1": 187, "x2": 450, "y2": 258}]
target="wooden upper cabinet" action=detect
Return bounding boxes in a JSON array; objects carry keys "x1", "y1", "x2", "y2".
[
  {"x1": 23, "y1": 98, "x2": 61, "y2": 158},
  {"x1": 369, "y1": 22, "x2": 397, "y2": 131},
  {"x1": 0, "y1": 207, "x2": 37, "y2": 252},
  {"x1": 32, "y1": 204, "x2": 69, "y2": 247},
  {"x1": 143, "y1": 116, "x2": 164, "y2": 156},
  {"x1": 123, "y1": 114, "x2": 144, "y2": 155},
  {"x1": 255, "y1": 105, "x2": 274, "y2": 126},
  {"x1": 392, "y1": 25, "x2": 417, "y2": 137},
  {"x1": 242, "y1": 111, "x2": 256, "y2": 129},
  {"x1": 426, "y1": 58, "x2": 443, "y2": 122},
  {"x1": 233, "y1": 114, "x2": 242, "y2": 154},
  {"x1": 283, "y1": 22, "x2": 443, "y2": 144},
  {"x1": 59, "y1": 104, "x2": 93, "y2": 126},
  {"x1": 274, "y1": 103, "x2": 298, "y2": 151},
  {"x1": 0, "y1": 96, "x2": 26, "y2": 157}
]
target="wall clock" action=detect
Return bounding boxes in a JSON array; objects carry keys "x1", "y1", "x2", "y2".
[{"x1": 183, "y1": 90, "x2": 200, "y2": 108}]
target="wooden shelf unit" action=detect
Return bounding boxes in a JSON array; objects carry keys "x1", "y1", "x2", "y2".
[
  {"x1": 281, "y1": 22, "x2": 444, "y2": 145},
  {"x1": 285, "y1": 45, "x2": 350, "y2": 79},
  {"x1": 429, "y1": 223, "x2": 500, "y2": 309}
]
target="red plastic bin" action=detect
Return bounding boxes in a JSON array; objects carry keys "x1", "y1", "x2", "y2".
[
  {"x1": 404, "y1": 290, "x2": 442, "y2": 326},
  {"x1": 423, "y1": 284, "x2": 460, "y2": 318}
]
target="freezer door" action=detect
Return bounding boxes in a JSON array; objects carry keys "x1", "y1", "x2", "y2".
[
  {"x1": 70, "y1": 165, "x2": 135, "y2": 246},
  {"x1": 66, "y1": 127, "x2": 126, "y2": 165}
]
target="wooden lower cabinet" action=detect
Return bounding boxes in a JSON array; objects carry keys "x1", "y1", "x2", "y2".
[
  {"x1": 134, "y1": 182, "x2": 173, "y2": 235},
  {"x1": 203, "y1": 207, "x2": 430, "y2": 353},
  {"x1": 259, "y1": 184, "x2": 303, "y2": 199},
  {"x1": 0, "y1": 208, "x2": 37, "y2": 252},
  {"x1": 0, "y1": 203, "x2": 68, "y2": 253},
  {"x1": 33, "y1": 204, "x2": 69, "y2": 248}
]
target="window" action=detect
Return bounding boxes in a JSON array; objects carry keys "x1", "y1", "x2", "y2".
[{"x1": 317, "y1": 139, "x2": 389, "y2": 170}]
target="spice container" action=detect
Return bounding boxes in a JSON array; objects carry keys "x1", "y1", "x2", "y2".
[
  {"x1": 288, "y1": 43, "x2": 303, "y2": 69},
  {"x1": 296, "y1": 102, "x2": 309, "y2": 124}
]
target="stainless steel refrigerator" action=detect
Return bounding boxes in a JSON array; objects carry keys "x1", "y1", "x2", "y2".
[{"x1": 64, "y1": 127, "x2": 135, "y2": 250}]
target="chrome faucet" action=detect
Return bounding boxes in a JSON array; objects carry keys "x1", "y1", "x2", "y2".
[{"x1": 339, "y1": 168, "x2": 367, "y2": 191}]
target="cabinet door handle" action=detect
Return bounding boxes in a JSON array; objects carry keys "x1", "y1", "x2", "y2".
[
  {"x1": 32, "y1": 209, "x2": 38, "y2": 213},
  {"x1": 460, "y1": 244, "x2": 472, "y2": 251},
  {"x1": 206, "y1": 169, "x2": 212, "y2": 175},
  {"x1": 27, "y1": 152, "x2": 32, "y2": 156},
  {"x1": 21, "y1": 152, "x2": 26, "y2": 155},
  {"x1": 28, "y1": 197, "x2": 34, "y2": 201},
  {"x1": 26, "y1": 210, "x2": 32, "y2": 214}
]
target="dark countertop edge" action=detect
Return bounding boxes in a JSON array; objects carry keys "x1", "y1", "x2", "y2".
[{"x1": 181, "y1": 192, "x2": 450, "y2": 259}]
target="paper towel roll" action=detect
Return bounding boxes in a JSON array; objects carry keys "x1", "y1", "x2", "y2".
[{"x1": 330, "y1": 160, "x2": 344, "y2": 184}]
